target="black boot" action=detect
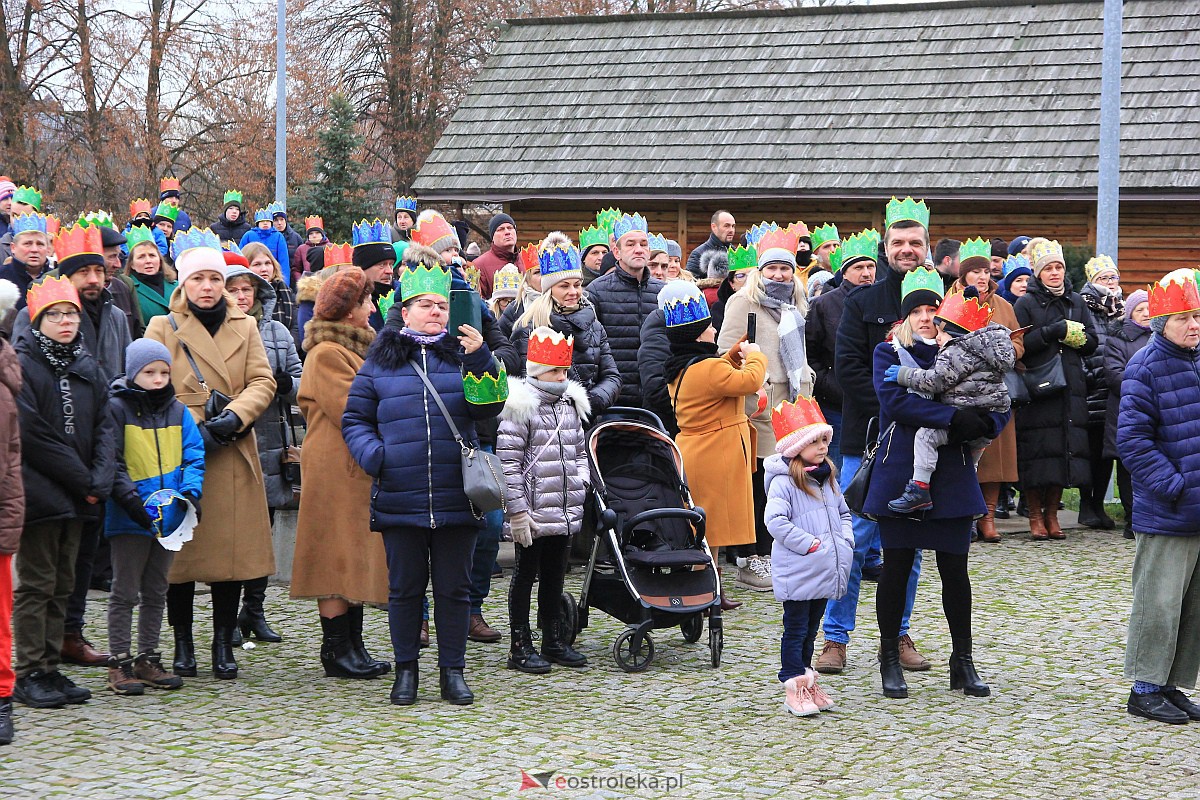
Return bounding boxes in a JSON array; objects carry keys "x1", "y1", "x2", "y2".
[
  {"x1": 949, "y1": 637, "x2": 990, "y2": 697},
  {"x1": 173, "y1": 630, "x2": 197, "y2": 677},
  {"x1": 541, "y1": 618, "x2": 587, "y2": 667},
  {"x1": 879, "y1": 637, "x2": 908, "y2": 699},
  {"x1": 320, "y1": 614, "x2": 383, "y2": 679},
  {"x1": 211, "y1": 627, "x2": 239, "y2": 680},
  {"x1": 507, "y1": 626, "x2": 552, "y2": 674},
  {"x1": 390, "y1": 661, "x2": 419, "y2": 705},
  {"x1": 238, "y1": 578, "x2": 282, "y2": 643},
  {"x1": 0, "y1": 696, "x2": 11, "y2": 745},
  {"x1": 439, "y1": 667, "x2": 474, "y2": 705},
  {"x1": 348, "y1": 605, "x2": 389, "y2": 676}
]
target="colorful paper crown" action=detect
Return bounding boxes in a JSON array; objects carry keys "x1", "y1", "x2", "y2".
[
  {"x1": 660, "y1": 282, "x2": 712, "y2": 328},
  {"x1": 1085, "y1": 254, "x2": 1118, "y2": 283},
  {"x1": 595, "y1": 207, "x2": 623, "y2": 235},
  {"x1": 353, "y1": 218, "x2": 390, "y2": 246},
  {"x1": 399, "y1": 263, "x2": 451, "y2": 302},
  {"x1": 376, "y1": 289, "x2": 396, "y2": 320},
  {"x1": 493, "y1": 264, "x2": 522, "y2": 295},
  {"x1": 412, "y1": 210, "x2": 459, "y2": 252},
  {"x1": 771, "y1": 397, "x2": 832, "y2": 457},
  {"x1": 839, "y1": 229, "x2": 881, "y2": 269},
  {"x1": 222, "y1": 241, "x2": 243, "y2": 255},
  {"x1": 1029, "y1": 238, "x2": 1064, "y2": 268},
  {"x1": 125, "y1": 226, "x2": 158, "y2": 252},
  {"x1": 266, "y1": 201, "x2": 286, "y2": 218},
  {"x1": 464, "y1": 363, "x2": 509, "y2": 406},
  {"x1": 786, "y1": 221, "x2": 810, "y2": 238},
  {"x1": 254, "y1": 207, "x2": 272, "y2": 223},
  {"x1": 154, "y1": 204, "x2": 180, "y2": 223},
  {"x1": 45, "y1": 215, "x2": 60, "y2": 236},
  {"x1": 829, "y1": 246, "x2": 844, "y2": 274},
  {"x1": 79, "y1": 210, "x2": 118, "y2": 231},
  {"x1": 304, "y1": 216, "x2": 324, "y2": 232},
  {"x1": 171, "y1": 227, "x2": 222, "y2": 260},
  {"x1": 936, "y1": 288, "x2": 994, "y2": 332},
  {"x1": 755, "y1": 227, "x2": 800, "y2": 258},
  {"x1": 810, "y1": 223, "x2": 839, "y2": 250},
  {"x1": 648, "y1": 233, "x2": 669, "y2": 254},
  {"x1": 463, "y1": 263, "x2": 482, "y2": 294},
  {"x1": 129, "y1": 198, "x2": 153, "y2": 218},
  {"x1": 10, "y1": 212, "x2": 48, "y2": 237},
  {"x1": 1003, "y1": 254, "x2": 1032, "y2": 278},
  {"x1": 745, "y1": 222, "x2": 779, "y2": 246},
  {"x1": 959, "y1": 237, "x2": 991, "y2": 264},
  {"x1": 223, "y1": 190, "x2": 243, "y2": 205},
  {"x1": 395, "y1": 196, "x2": 418, "y2": 213},
  {"x1": 1148, "y1": 269, "x2": 1200, "y2": 319},
  {"x1": 159, "y1": 177, "x2": 181, "y2": 194},
  {"x1": 901, "y1": 266, "x2": 945, "y2": 302},
  {"x1": 323, "y1": 243, "x2": 354, "y2": 268},
  {"x1": 538, "y1": 241, "x2": 583, "y2": 281},
  {"x1": 579, "y1": 226, "x2": 608, "y2": 252},
  {"x1": 54, "y1": 223, "x2": 104, "y2": 263},
  {"x1": 612, "y1": 213, "x2": 648, "y2": 242},
  {"x1": 27, "y1": 275, "x2": 81, "y2": 322},
  {"x1": 527, "y1": 328, "x2": 574, "y2": 369},
  {"x1": 517, "y1": 243, "x2": 540, "y2": 273},
  {"x1": 13, "y1": 185, "x2": 42, "y2": 210},
  {"x1": 727, "y1": 245, "x2": 758, "y2": 273},
  {"x1": 884, "y1": 196, "x2": 930, "y2": 229}
]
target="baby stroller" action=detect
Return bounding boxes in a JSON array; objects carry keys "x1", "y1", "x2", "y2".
[{"x1": 563, "y1": 407, "x2": 723, "y2": 672}]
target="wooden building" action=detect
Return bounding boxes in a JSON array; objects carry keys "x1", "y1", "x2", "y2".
[{"x1": 413, "y1": 0, "x2": 1200, "y2": 288}]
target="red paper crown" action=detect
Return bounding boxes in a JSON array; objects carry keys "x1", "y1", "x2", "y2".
[
  {"x1": 935, "y1": 292, "x2": 994, "y2": 332},
  {"x1": 304, "y1": 215, "x2": 324, "y2": 231},
  {"x1": 129, "y1": 198, "x2": 153, "y2": 218},
  {"x1": 54, "y1": 223, "x2": 104, "y2": 262},
  {"x1": 756, "y1": 227, "x2": 800, "y2": 257},
  {"x1": 411, "y1": 212, "x2": 456, "y2": 250},
  {"x1": 786, "y1": 221, "x2": 810, "y2": 238},
  {"x1": 517, "y1": 243, "x2": 540, "y2": 273},
  {"x1": 527, "y1": 328, "x2": 573, "y2": 368},
  {"x1": 771, "y1": 396, "x2": 829, "y2": 454},
  {"x1": 159, "y1": 177, "x2": 181, "y2": 193},
  {"x1": 27, "y1": 275, "x2": 81, "y2": 322},
  {"x1": 45, "y1": 215, "x2": 60, "y2": 236},
  {"x1": 1148, "y1": 269, "x2": 1200, "y2": 319},
  {"x1": 323, "y1": 242, "x2": 354, "y2": 269}
]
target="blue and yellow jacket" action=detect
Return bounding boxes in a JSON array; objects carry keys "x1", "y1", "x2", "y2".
[{"x1": 104, "y1": 377, "x2": 205, "y2": 538}]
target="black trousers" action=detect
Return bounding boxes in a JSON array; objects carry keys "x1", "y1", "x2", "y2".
[
  {"x1": 1083, "y1": 423, "x2": 1113, "y2": 510},
  {"x1": 509, "y1": 536, "x2": 570, "y2": 631},
  {"x1": 739, "y1": 457, "x2": 772, "y2": 559},
  {"x1": 877, "y1": 548, "x2": 972, "y2": 641},
  {"x1": 166, "y1": 580, "x2": 243, "y2": 632}
]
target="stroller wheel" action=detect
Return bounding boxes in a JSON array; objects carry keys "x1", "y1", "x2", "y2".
[
  {"x1": 560, "y1": 592, "x2": 580, "y2": 646},
  {"x1": 709, "y1": 617, "x2": 723, "y2": 668},
  {"x1": 680, "y1": 614, "x2": 703, "y2": 643},
  {"x1": 613, "y1": 628, "x2": 655, "y2": 673}
]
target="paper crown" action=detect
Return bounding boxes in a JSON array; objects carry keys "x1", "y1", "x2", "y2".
[
  {"x1": 771, "y1": 397, "x2": 832, "y2": 457},
  {"x1": 579, "y1": 226, "x2": 608, "y2": 252},
  {"x1": 755, "y1": 227, "x2": 800, "y2": 258},
  {"x1": 53, "y1": 223, "x2": 104, "y2": 263},
  {"x1": 159, "y1": 177, "x2": 181, "y2": 194},
  {"x1": 222, "y1": 240, "x2": 243, "y2": 255},
  {"x1": 1003, "y1": 254, "x2": 1032, "y2": 278},
  {"x1": 936, "y1": 288, "x2": 993, "y2": 332},
  {"x1": 810, "y1": 223, "x2": 839, "y2": 250},
  {"x1": 129, "y1": 198, "x2": 153, "y2": 218},
  {"x1": 829, "y1": 246, "x2": 844, "y2": 274},
  {"x1": 395, "y1": 196, "x2": 418, "y2": 213},
  {"x1": 13, "y1": 185, "x2": 42, "y2": 210},
  {"x1": 323, "y1": 243, "x2": 354, "y2": 268},
  {"x1": 45, "y1": 215, "x2": 60, "y2": 236},
  {"x1": 885, "y1": 196, "x2": 930, "y2": 229},
  {"x1": 463, "y1": 361, "x2": 509, "y2": 405},
  {"x1": 786, "y1": 221, "x2": 810, "y2": 238},
  {"x1": 399, "y1": 263, "x2": 451, "y2": 302},
  {"x1": 517, "y1": 243, "x2": 540, "y2": 273},
  {"x1": 527, "y1": 328, "x2": 574, "y2": 368},
  {"x1": 612, "y1": 213, "x2": 648, "y2": 242},
  {"x1": 660, "y1": 282, "x2": 711, "y2": 328},
  {"x1": 223, "y1": 190, "x2": 243, "y2": 205},
  {"x1": 268, "y1": 201, "x2": 287, "y2": 218},
  {"x1": 538, "y1": 241, "x2": 583, "y2": 281},
  {"x1": 648, "y1": 233, "x2": 669, "y2": 254},
  {"x1": 463, "y1": 263, "x2": 482, "y2": 294},
  {"x1": 304, "y1": 215, "x2": 324, "y2": 232},
  {"x1": 79, "y1": 210, "x2": 118, "y2": 231},
  {"x1": 10, "y1": 212, "x2": 48, "y2": 237},
  {"x1": 27, "y1": 275, "x2": 81, "y2": 322},
  {"x1": 493, "y1": 264, "x2": 522, "y2": 295},
  {"x1": 901, "y1": 266, "x2": 945, "y2": 302},
  {"x1": 154, "y1": 204, "x2": 180, "y2": 223},
  {"x1": 171, "y1": 227, "x2": 222, "y2": 260},
  {"x1": 412, "y1": 210, "x2": 459, "y2": 252},
  {"x1": 745, "y1": 222, "x2": 779, "y2": 246},
  {"x1": 1085, "y1": 254, "x2": 1118, "y2": 283},
  {"x1": 352, "y1": 218, "x2": 390, "y2": 246},
  {"x1": 958, "y1": 237, "x2": 991, "y2": 264},
  {"x1": 727, "y1": 245, "x2": 758, "y2": 273},
  {"x1": 839, "y1": 229, "x2": 881, "y2": 270},
  {"x1": 376, "y1": 289, "x2": 396, "y2": 320},
  {"x1": 595, "y1": 207, "x2": 623, "y2": 235},
  {"x1": 125, "y1": 226, "x2": 158, "y2": 252},
  {"x1": 1029, "y1": 238, "x2": 1064, "y2": 268},
  {"x1": 253, "y1": 207, "x2": 271, "y2": 223},
  {"x1": 1148, "y1": 269, "x2": 1200, "y2": 319}
]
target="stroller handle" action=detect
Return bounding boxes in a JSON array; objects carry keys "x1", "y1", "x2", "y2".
[
  {"x1": 596, "y1": 406, "x2": 666, "y2": 432},
  {"x1": 624, "y1": 508, "x2": 705, "y2": 533}
]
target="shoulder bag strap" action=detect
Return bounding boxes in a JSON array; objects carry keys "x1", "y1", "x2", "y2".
[
  {"x1": 168, "y1": 313, "x2": 209, "y2": 392},
  {"x1": 670, "y1": 355, "x2": 710, "y2": 412},
  {"x1": 408, "y1": 358, "x2": 470, "y2": 452}
]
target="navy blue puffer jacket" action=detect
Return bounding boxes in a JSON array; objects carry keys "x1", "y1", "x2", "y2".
[
  {"x1": 1117, "y1": 334, "x2": 1200, "y2": 537},
  {"x1": 342, "y1": 328, "x2": 506, "y2": 531}
]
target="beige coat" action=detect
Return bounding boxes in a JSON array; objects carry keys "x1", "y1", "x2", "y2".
[
  {"x1": 290, "y1": 322, "x2": 389, "y2": 604},
  {"x1": 144, "y1": 288, "x2": 277, "y2": 583}
]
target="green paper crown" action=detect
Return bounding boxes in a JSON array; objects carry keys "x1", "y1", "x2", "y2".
[
  {"x1": 13, "y1": 185, "x2": 42, "y2": 210},
  {"x1": 376, "y1": 289, "x2": 396, "y2": 320},
  {"x1": 595, "y1": 207, "x2": 623, "y2": 235},
  {"x1": 463, "y1": 361, "x2": 509, "y2": 405},
  {"x1": 125, "y1": 226, "x2": 157, "y2": 251},
  {"x1": 885, "y1": 196, "x2": 930, "y2": 229},
  {"x1": 579, "y1": 225, "x2": 608, "y2": 251},
  {"x1": 901, "y1": 266, "x2": 945, "y2": 302},
  {"x1": 79, "y1": 210, "x2": 117, "y2": 231},
  {"x1": 958, "y1": 236, "x2": 991, "y2": 264},
  {"x1": 810, "y1": 223, "x2": 839, "y2": 250},
  {"x1": 829, "y1": 246, "x2": 843, "y2": 274},
  {"x1": 399, "y1": 263, "x2": 451, "y2": 302},
  {"x1": 154, "y1": 204, "x2": 180, "y2": 223},
  {"x1": 223, "y1": 190, "x2": 243, "y2": 205},
  {"x1": 839, "y1": 229, "x2": 881, "y2": 269},
  {"x1": 727, "y1": 244, "x2": 758, "y2": 272}
]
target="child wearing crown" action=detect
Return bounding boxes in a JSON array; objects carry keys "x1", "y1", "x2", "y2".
[
  {"x1": 497, "y1": 326, "x2": 591, "y2": 674},
  {"x1": 764, "y1": 398, "x2": 853, "y2": 716}
]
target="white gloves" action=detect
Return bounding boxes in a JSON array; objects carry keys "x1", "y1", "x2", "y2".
[{"x1": 510, "y1": 512, "x2": 533, "y2": 547}]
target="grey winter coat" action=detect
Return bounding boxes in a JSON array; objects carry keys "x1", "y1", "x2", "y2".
[
  {"x1": 763, "y1": 455, "x2": 853, "y2": 603},
  {"x1": 497, "y1": 378, "x2": 591, "y2": 539},
  {"x1": 894, "y1": 324, "x2": 1016, "y2": 414}
]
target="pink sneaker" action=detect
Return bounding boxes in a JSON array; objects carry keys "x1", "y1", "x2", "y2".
[
  {"x1": 783, "y1": 676, "x2": 820, "y2": 717},
  {"x1": 807, "y1": 671, "x2": 836, "y2": 711}
]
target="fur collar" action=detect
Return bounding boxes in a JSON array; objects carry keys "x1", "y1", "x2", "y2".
[
  {"x1": 501, "y1": 376, "x2": 591, "y2": 424},
  {"x1": 296, "y1": 273, "x2": 325, "y2": 303},
  {"x1": 367, "y1": 325, "x2": 461, "y2": 371},
  {"x1": 303, "y1": 319, "x2": 376, "y2": 357}
]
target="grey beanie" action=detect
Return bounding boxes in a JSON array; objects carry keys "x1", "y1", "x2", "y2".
[
  {"x1": 1151, "y1": 315, "x2": 1168, "y2": 335},
  {"x1": 126, "y1": 338, "x2": 172, "y2": 381}
]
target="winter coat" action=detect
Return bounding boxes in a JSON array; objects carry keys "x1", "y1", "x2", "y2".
[
  {"x1": 342, "y1": 328, "x2": 506, "y2": 531},
  {"x1": 637, "y1": 310, "x2": 678, "y2": 436},
  {"x1": 293, "y1": 238, "x2": 325, "y2": 283},
  {"x1": 499, "y1": 290, "x2": 536, "y2": 340},
  {"x1": 1102, "y1": 319, "x2": 1152, "y2": 460},
  {"x1": 13, "y1": 327, "x2": 117, "y2": 526},
  {"x1": 586, "y1": 267, "x2": 665, "y2": 407},
  {"x1": 295, "y1": 270, "x2": 326, "y2": 352},
  {"x1": 0, "y1": 337, "x2": 23, "y2": 554},
  {"x1": 763, "y1": 454, "x2": 854, "y2": 602},
  {"x1": 893, "y1": 323, "x2": 1015, "y2": 414},
  {"x1": 12, "y1": 282, "x2": 131, "y2": 382},
  {"x1": 278, "y1": 224, "x2": 303, "y2": 269},
  {"x1": 107, "y1": 276, "x2": 141, "y2": 339},
  {"x1": 239, "y1": 227, "x2": 290, "y2": 274},
  {"x1": 1117, "y1": 334, "x2": 1200, "y2": 537},
  {"x1": 710, "y1": 271, "x2": 739, "y2": 338},
  {"x1": 144, "y1": 287, "x2": 277, "y2": 583},
  {"x1": 670, "y1": 350, "x2": 767, "y2": 548},
  {"x1": 685, "y1": 233, "x2": 729, "y2": 280},
  {"x1": 291, "y1": 321, "x2": 389, "y2": 604},
  {"x1": 210, "y1": 215, "x2": 252, "y2": 244},
  {"x1": 510, "y1": 301, "x2": 621, "y2": 416},
  {"x1": 0, "y1": 260, "x2": 49, "y2": 318},
  {"x1": 272, "y1": 279, "x2": 299, "y2": 345},
  {"x1": 473, "y1": 244, "x2": 518, "y2": 299},
  {"x1": 1013, "y1": 278, "x2": 1098, "y2": 489},
  {"x1": 125, "y1": 272, "x2": 177, "y2": 325},
  {"x1": 806, "y1": 280, "x2": 852, "y2": 411},
  {"x1": 1080, "y1": 282, "x2": 1122, "y2": 427},
  {"x1": 497, "y1": 378, "x2": 590, "y2": 538},
  {"x1": 104, "y1": 378, "x2": 205, "y2": 538}
]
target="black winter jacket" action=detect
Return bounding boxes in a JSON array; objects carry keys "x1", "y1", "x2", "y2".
[
  {"x1": 210, "y1": 216, "x2": 252, "y2": 243},
  {"x1": 510, "y1": 301, "x2": 622, "y2": 416},
  {"x1": 1102, "y1": 319, "x2": 1152, "y2": 460},
  {"x1": 636, "y1": 310, "x2": 678, "y2": 436},
  {"x1": 806, "y1": 279, "x2": 852, "y2": 411},
  {"x1": 684, "y1": 233, "x2": 728, "y2": 280},
  {"x1": 1079, "y1": 283, "x2": 1122, "y2": 427},
  {"x1": 586, "y1": 267, "x2": 664, "y2": 407}
]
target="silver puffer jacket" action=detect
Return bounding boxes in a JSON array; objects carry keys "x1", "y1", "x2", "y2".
[
  {"x1": 895, "y1": 323, "x2": 1016, "y2": 413},
  {"x1": 497, "y1": 377, "x2": 591, "y2": 538}
]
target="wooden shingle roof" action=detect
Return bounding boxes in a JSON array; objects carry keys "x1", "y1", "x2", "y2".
[{"x1": 413, "y1": 0, "x2": 1199, "y2": 203}]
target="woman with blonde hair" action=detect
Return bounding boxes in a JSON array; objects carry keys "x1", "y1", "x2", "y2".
[
  {"x1": 241, "y1": 241, "x2": 299, "y2": 344},
  {"x1": 119, "y1": 227, "x2": 178, "y2": 327}
]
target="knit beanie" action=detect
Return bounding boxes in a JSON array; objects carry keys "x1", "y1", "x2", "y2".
[
  {"x1": 1151, "y1": 315, "x2": 1168, "y2": 335},
  {"x1": 352, "y1": 242, "x2": 395, "y2": 270},
  {"x1": 314, "y1": 266, "x2": 371, "y2": 321},
  {"x1": 488, "y1": 213, "x2": 516, "y2": 241},
  {"x1": 666, "y1": 240, "x2": 682, "y2": 260},
  {"x1": 1008, "y1": 235, "x2": 1032, "y2": 256},
  {"x1": 1124, "y1": 289, "x2": 1148, "y2": 321},
  {"x1": 807, "y1": 270, "x2": 834, "y2": 297},
  {"x1": 990, "y1": 238, "x2": 1008, "y2": 260},
  {"x1": 758, "y1": 248, "x2": 797, "y2": 270},
  {"x1": 125, "y1": 338, "x2": 172, "y2": 381},
  {"x1": 0, "y1": 178, "x2": 15, "y2": 202},
  {"x1": 1027, "y1": 238, "x2": 1065, "y2": 277},
  {"x1": 223, "y1": 250, "x2": 250, "y2": 270},
  {"x1": 176, "y1": 247, "x2": 228, "y2": 284}
]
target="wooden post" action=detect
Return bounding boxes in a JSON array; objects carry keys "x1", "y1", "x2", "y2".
[{"x1": 677, "y1": 202, "x2": 688, "y2": 252}]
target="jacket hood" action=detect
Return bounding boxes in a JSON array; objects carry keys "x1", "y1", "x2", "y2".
[
  {"x1": 762, "y1": 453, "x2": 791, "y2": 494},
  {"x1": 500, "y1": 376, "x2": 591, "y2": 425},
  {"x1": 296, "y1": 272, "x2": 325, "y2": 303},
  {"x1": 366, "y1": 325, "x2": 461, "y2": 372},
  {"x1": 224, "y1": 263, "x2": 278, "y2": 321}
]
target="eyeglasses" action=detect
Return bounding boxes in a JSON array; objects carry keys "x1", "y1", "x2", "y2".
[
  {"x1": 1094, "y1": 274, "x2": 1120, "y2": 285},
  {"x1": 227, "y1": 286, "x2": 256, "y2": 296},
  {"x1": 732, "y1": 271, "x2": 748, "y2": 281},
  {"x1": 414, "y1": 299, "x2": 449, "y2": 312},
  {"x1": 43, "y1": 309, "x2": 81, "y2": 323}
]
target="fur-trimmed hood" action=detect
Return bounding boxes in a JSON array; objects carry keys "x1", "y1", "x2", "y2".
[
  {"x1": 500, "y1": 376, "x2": 591, "y2": 425},
  {"x1": 296, "y1": 271, "x2": 328, "y2": 303},
  {"x1": 366, "y1": 325, "x2": 461, "y2": 372},
  {"x1": 303, "y1": 318, "x2": 376, "y2": 357},
  {"x1": 400, "y1": 242, "x2": 442, "y2": 271},
  {"x1": 701, "y1": 249, "x2": 729, "y2": 280}
]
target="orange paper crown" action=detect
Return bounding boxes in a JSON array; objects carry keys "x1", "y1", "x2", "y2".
[
  {"x1": 411, "y1": 212, "x2": 456, "y2": 250},
  {"x1": 785, "y1": 221, "x2": 810, "y2": 238},
  {"x1": 935, "y1": 291, "x2": 994, "y2": 332},
  {"x1": 129, "y1": 198, "x2": 153, "y2": 218},
  {"x1": 526, "y1": 328, "x2": 573, "y2": 368},
  {"x1": 27, "y1": 275, "x2": 82, "y2": 322},
  {"x1": 304, "y1": 216, "x2": 324, "y2": 231},
  {"x1": 323, "y1": 243, "x2": 354, "y2": 269},
  {"x1": 1148, "y1": 269, "x2": 1200, "y2": 319},
  {"x1": 517, "y1": 243, "x2": 540, "y2": 273},
  {"x1": 771, "y1": 397, "x2": 832, "y2": 458},
  {"x1": 159, "y1": 176, "x2": 181, "y2": 193},
  {"x1": 755, "y1": 227, "x2": 800, "y2": 257},
  {"x1": 54, "y1": 223, "x2": 104, "y2": 262},
  {"x1": 45, "y1": 215, "x2": 60, "y2": 237}
]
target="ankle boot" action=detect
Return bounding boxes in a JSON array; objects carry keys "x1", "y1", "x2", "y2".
[
  {"x1": 0, "y1": 696, "x2": 12, "y2": 745},
  {"x1": 1044, "y1": 485, "x2": 1065, "y2": 539},
  {"x1": 439, "y1": 667, "x2": 474, "y2": 705},
  {"x1": 390, "y1": 661, "x2": 418, "y2": 705},
  {"x1": 238, "y1": 579, "x2": 283, "y2": 642},
  {"x1": 878, "y1": 637, "x2": 908, "y2": 699},
  {"x1": 978, "y1": 483, "x2": 1001, "y2": 542},
  {"x1": 1025, "y1": 488, "x2": 1048, "y2": 540},
  {"x1": 541, "y1": 618, "x2": 587, "y2": 668},
  {"x1": 320, "y1": 615, "x2": 383, "y2": 679},
  {"x1": 949, "y1": 637, "x2": 991, "y2": 697},
  {"x1": 211, "y1": 627, "x2": 239, "y2": 680},
  {"x1": 507, "y1": 626, "x2": 552, "y2": 674},
  {"x1": 347, "y1": 605, "x2": 389, "y2": 676},
  {"x1": 172, "y1": 630, "x2": 197, "y2": 677}
]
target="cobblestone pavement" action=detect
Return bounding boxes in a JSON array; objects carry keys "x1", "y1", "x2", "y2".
[{"x1": 4, "y1": 524, "x2": 1198, "y2": 799}]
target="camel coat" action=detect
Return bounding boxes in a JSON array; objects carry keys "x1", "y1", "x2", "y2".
[
  {"x1": 290, "y1": 321, "x2": 388, "y2": 604},
  {"x1": 670, "y1": 350, "x2": 767, "y2": 548},
  {"x1": 946, "y1": 280, "x2": 1024, "y2": 484},
  {"x1": 144, "y1": 288, "x2": 277, "y2": 583}
]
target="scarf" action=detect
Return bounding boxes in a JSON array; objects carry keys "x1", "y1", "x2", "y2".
[
  {"x1": 758, "y1": 280, "x2": 812, "y2": 400},
  {"x1": 552, "y1": 298, "x2": 580, "y2": 315},
  {"x1": 1044, "y1": 280, "x2": 1066, "y2": 297},
  {"x1": 188, "y1": 300, "x2": 227, "y2": 337},
  {"x1": 33, "y1": 330, "x2": 83, "y2": 376},
  {"x1": 137, "y1": 269, "x2": 165, "y2": 295},
  {"x1": 806, "y1": 460, "x2": 832, "y2": 486},
  {"x1": 400, "y1": 326, "x2": 448, "y2": 345},
  {"x1": 83, "y1": 295, "x2": 103, "y2": 330},
  {"x1": 247, "y1": 299, "x2": 264, "y2": 322},
  {"x1": 664, "y1": 340, "x2": 718, "y2": 386},
  {"x1": 529, "y1": 377, "x2": 568, "y2": 397}
]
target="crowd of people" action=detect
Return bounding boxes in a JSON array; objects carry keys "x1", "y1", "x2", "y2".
[{"x1": 0, "y1": 175, "x2": 1198, "y2": 748}]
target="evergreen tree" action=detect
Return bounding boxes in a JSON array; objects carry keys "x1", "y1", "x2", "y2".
[{"x1": 290, "y1": 93, "x2": 376, "y2": 243}]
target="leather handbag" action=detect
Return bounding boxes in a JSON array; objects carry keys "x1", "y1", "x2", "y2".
[
  {"x1": 1022, "y1": 351, "x2": 1067, "y2": 399},
  {"x1": 408, "y1": 359, "x2": 506, "y2": 516},
  {"x1": 279, "y1": 402, "x2": 302, "y2": 495},
  {"x1": 1003, "y1": 368, "x2": 1032, "y2": 406},
  {"x1": 843, "y1": 417, "x2": 894, "y2": 520}
]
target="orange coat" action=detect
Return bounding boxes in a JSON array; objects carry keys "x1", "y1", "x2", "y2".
[{"x1": 669, "y1": 350, "x2": 767, "y2": 548}]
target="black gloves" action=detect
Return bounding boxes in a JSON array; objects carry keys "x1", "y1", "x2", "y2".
[
  {"x1": 184, "y1": 492, "x2": 202, "y2": 523},
  {"x1": 273, "y1": 370, "x2": 293, "y2": 396},
  {"x1": 1046, "y1": 320, "x2": 1069, "y2": 341},
  {"x1": 948, "y1": 408, "x2": 992, "y2": 445},
  {"x1": 129, "y1": 503, "x2": 156, "y2": 532},
  {"x1": 203, "y1": 409, "x2": 242, "y2": 443}
]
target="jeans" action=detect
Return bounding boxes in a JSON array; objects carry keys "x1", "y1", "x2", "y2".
[
  {"x1": 821, "y1": 454, "x2": 921, "y2": 645},
  {"x1": 468, "y1": 446, "x2": 504, "y2": 616},
  {"x1": 780, "y1": 598, "x2": 827, "y2": 682},
  {"x1": 823, "y1": 407, "x2": 843, "y2": 473}
]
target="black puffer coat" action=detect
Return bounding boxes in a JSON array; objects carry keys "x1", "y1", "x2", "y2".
[
  {"x1": 1013, "y1": 277, "x2": 1099, "y2": 489},
  {"x1": 1102, "y1": 318, "x2": 1151, "y2": 460},
  {"x1": 586, "y1": 267, "x2": 664, "y2": 407},
  {"x1": 211, "y1": 214, "x2": 252, "y2": 243},
  {"x1": 511, "y1": 301, "x2": 621, "y2": 416},
  {"x1": 636, "y1": 309, "x2": 678, "y2": 436},
  {"x1": 1079, "y1": 283, "x2": 1122, "y2": 427},
  {"x1": 806, "y1": 279, "x2": 852, "y2": 411}
]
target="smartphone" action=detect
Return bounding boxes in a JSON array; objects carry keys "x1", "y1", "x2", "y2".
[
  {"x1": 746, "y1": 312, "x2": 757, "y2": 344},
  {"x1": 449, "y1": 288, "x2": 482, "y2": 337}
]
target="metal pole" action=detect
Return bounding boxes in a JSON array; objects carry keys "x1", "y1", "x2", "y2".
[
  {"x1": 275, "y1": 0, "x2": 286, "y2": 203},
  {"x1": 1096, "y1": 0, "x2": 1122, "y2": 259}
]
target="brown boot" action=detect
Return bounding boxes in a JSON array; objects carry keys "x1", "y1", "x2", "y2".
[
  {"x1": 978, "y1": 482, "x2": 1002, "y2": 543},
  {"x1": 897, "y1": 634, "x2": 931, "y2": 671},
  {"x1": 419, "y1": 620, "x2": 430, "y2": 648},
  {"x1": 62, "y1": 631, "x2": 109, "y2": 666},
  {"x1": 1025, "y1": 488, "x2": 1048, "y2": 540},
  {"x1": 467, "y1": 614, "x2": 502, "y2": 643},
  {"x1": 1044, "y1": 485, "x2": 1065, "y2": 539},
  {"x1": 815, "y1": 641, "x2": 846, "y2": 674}
]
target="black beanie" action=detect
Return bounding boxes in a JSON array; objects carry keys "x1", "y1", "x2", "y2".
[
  {"x1": 990, "y1": 238, "x2": 1008, "y2": 260},
  {"x1": 58, "y1": 253, "x2": 106, "y2": 278},
  {"x1": 666, "y1": 318, "x2": 711, "y2": 345},
  {"x1": 901, "y1": 288, "x2": 943, "y2": 319},
  {"x1": 353, "y1": 242, "x2": 395, "y2": 269},
  {"x1": 488, "y1": 213, "x2": 515, "y2": 240}
]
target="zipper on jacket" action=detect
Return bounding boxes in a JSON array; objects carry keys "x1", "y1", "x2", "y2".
[
  {"x1": 421, "y1": 346, "x2": 436, "y2": 528},
  {"x1": 555, "y1": 401, "x2": 569, "y2": 531}
]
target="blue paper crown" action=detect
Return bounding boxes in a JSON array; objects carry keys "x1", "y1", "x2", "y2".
[
  {"x1": 612, "y1": 213, "x2": 648, "y2": 242},
  {"x1": 648, "y1": 233, "x2": 669, "y2": 253},
  {"x1": 745, "y1": 222, "x2": 779, "y2": 246},
  {"x1": 538, "y1": 243, "x2": 582, "y2": 278},
  {"x1": 172, "y1": 227, "x2": 222, "y2": 260},
  {"x1": 223, "y1": 241, "x2": 243, "y2": 254},
  {"x1": 10, "y1": 212, "x2": 48, "y2": 236},
  {"x1": 664, "y1": 295, "x2": 712, "y2": 328},
  {"x1": 1003, "y1": 254, "x2": 1032, "y2": 278},
  {"x1": 396, "y1": 196, "x2": 418, "y2": 213},
  {"x1": 253, "y1": 207, "x2": 272, "y2": 223},
  {"x1": 266, "y1": 201, "x2": 287, "y2": 218},
  {"x1": 353, "y1": 218, "x2": 391, "y2": 247}
]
